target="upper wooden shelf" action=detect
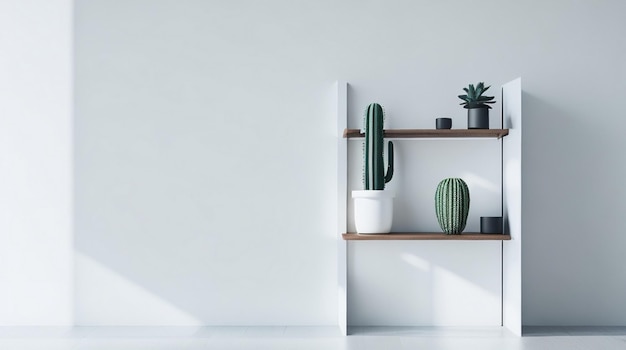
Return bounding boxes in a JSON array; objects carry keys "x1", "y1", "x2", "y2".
[
  {"x1": 343, "y1": 232, "x2": 511, "y2": 241},
  {"x1": 343, "y1": 128, "x2": 509, "y2": 139}
]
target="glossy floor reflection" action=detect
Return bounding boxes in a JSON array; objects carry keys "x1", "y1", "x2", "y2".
[{"x1": 0, "y1": 326, "x2": 625, "y2": 350}]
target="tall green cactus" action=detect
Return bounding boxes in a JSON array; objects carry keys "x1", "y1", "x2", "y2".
[
  {"x1": 435, "y1": 178, "x2": 470, "y2": 234},
  {"x1": 363, "y1": 103, "x2": 394, "y2": 190}
]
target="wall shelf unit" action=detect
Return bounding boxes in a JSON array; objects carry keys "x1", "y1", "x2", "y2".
[
  {"x1": 342, "y1": 233, "x2": 511, "y2": 241},
  {"x1": 335, "y1": 78, "x2": 522, "y2": 337}
]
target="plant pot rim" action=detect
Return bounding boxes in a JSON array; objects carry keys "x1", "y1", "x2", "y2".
[{"x1": 352, "y1": 190, "x2": 395, "y2": 198}]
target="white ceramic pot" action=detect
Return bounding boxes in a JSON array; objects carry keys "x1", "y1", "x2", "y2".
[{"x1": 352, "y1": 190, "x2": 394, "y2": 234}]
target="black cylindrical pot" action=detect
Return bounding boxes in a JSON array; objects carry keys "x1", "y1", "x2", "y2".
[
  {"x1": 468, "y1": 108, "x2": 489, "y2": 129},
  {"x1": 481, "y1": 216, "x2": 503, "y2": 234},
  {"x1": 436, "y1": 117, "x2": 452, "y2": 129}
]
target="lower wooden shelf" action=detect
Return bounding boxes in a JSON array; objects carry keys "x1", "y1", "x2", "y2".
[
  {"x1": 342, "y1": 232, "x2": 511, "y2": 241},
  {"x1": 343, "y1": 128, "x2": 509, "y2": 139}
]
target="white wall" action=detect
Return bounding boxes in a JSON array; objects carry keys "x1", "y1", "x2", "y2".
[
  {"x1": 73, "y1": 0, "x2": 626, "y2": 326},
  {"x1": 0, "y1": 0, "x2": 73, "y2": 325},
  {"x1": 73, "y1": 0, "x2": 339, "y2": 325},
  {"x1": 2, "y1": 0, "x2": 626, "y2": 326}
]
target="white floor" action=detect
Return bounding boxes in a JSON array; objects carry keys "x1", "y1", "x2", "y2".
[{"x1": 0, "y1": 326, "x2": 625, "y2": 349}]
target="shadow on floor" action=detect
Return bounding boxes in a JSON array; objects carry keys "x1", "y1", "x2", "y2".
[{"x1": 523, "y1": 326, "x2": 626, "y2": 337}]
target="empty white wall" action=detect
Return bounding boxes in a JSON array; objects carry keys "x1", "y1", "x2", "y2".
[
  {"x1": 2, "y1": 0, "x2": 625, "y2": 326},
  {"x1": 0, "y1": 0, "x2": 73, "y2": 325},
  {"x1": 73, "y1": 0, "x2": 340, "y2": 325}
]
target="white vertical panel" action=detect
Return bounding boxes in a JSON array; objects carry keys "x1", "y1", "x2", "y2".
[
  {"x1": 0, "y1": 0, "x2": 73, "y2": 325},
  {"x1": 336, "y1": 81, "x2": 348, "y2": 335},
  {"x1": 502, "y1": 78, "x2": 522, "y2": 336}
]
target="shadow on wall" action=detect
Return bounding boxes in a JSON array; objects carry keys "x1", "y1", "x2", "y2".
[
  {"x1": 521, "y1": 90, "x2": 621, "y2": 245},
  {"x1": 522, "y1": 91, "x2": 588, "y2": 242},
  {"x1": 522, "y1": 90, "x2": 626, "y2": 324},
  {"x1": 73, "y1": 163, "x2": 336, "y2": 325},
  {"x1": 74, "y1": 202, "x2": 334, "y2": 325}
]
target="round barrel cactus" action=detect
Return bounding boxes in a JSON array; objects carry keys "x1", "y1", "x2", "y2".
[{"x1": 435, "y1": 178, "x2": 470, "y2": 234}]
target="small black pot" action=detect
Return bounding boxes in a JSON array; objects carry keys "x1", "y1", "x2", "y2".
[
  {"x1": 480, "y1": 216, "x2": 503, "y2": 234},
  {"x1": 468, "y1": 108, "x2": 489, "y2": 129},
  {"x1": 436, "y1": 117, "x2": 452, "y2": 129}
]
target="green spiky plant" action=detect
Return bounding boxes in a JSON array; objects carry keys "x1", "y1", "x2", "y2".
[
  {"x1": 458, "y1": 82, "x2": 495, "y2": 109},
  {"x1": 435, "y1": 178, "x2": 470, "y2": 234},
  {"x1": 362, "y1": 103, "x2": 394, "y2": 190}
]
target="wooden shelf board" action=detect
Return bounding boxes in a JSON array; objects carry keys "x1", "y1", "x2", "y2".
[
  {"x1": 343, "y1": 128, "x2": 509, "y2": 139},
  {"x1": 342, "y1": 232, "x2": 511, "y2": 241}
]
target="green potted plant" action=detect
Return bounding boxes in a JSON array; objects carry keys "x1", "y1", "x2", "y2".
[
  {"x1": 458, "y1": 82, "x2": 495, "y2": 129},
  {"x1": 352, "y1": 103, "x2": 395, "y2": 234}
]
